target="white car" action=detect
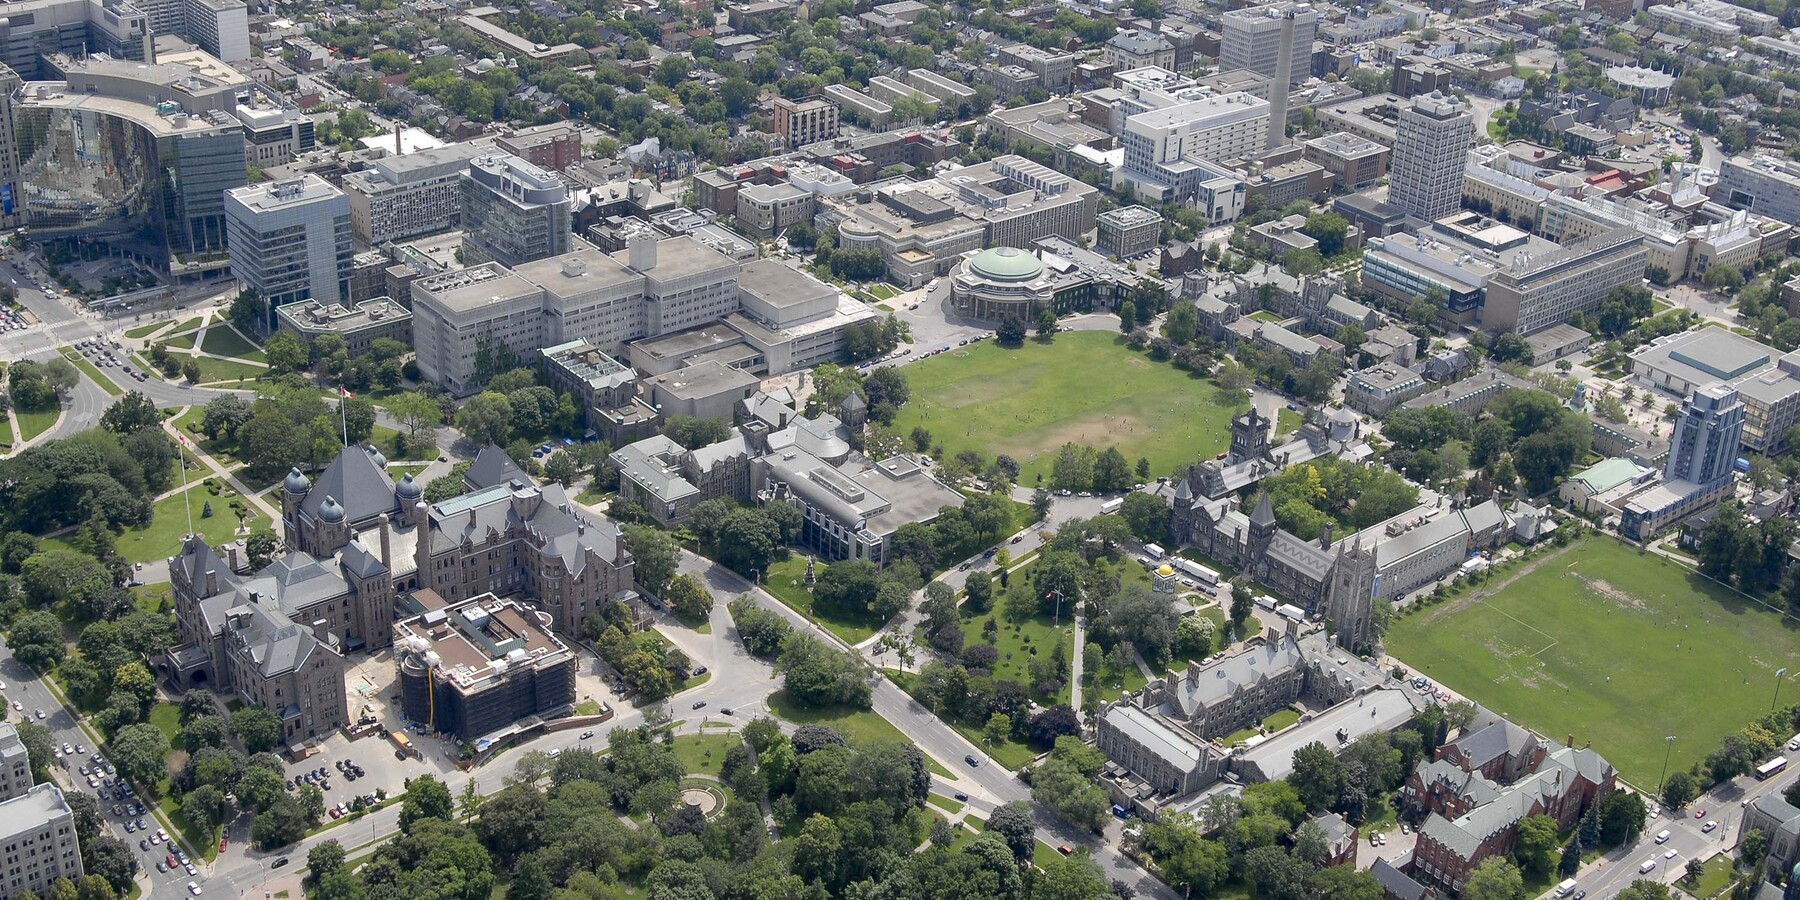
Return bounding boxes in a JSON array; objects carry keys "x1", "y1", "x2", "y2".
[
  {"x1": 60, "y1": 744, "x2": 71, "y2": 755},
  {"x1": 184, "y1": 863, "x2": 197, "y2": 876},
  {"x1": 10, "y1": 701, "x2": 19, "y2": 712},
  {"x1": 1664, "y1": 849, "x2": 1678, "y2": 860},
  {"x1": 33, "y1": 709, "x2": 43, "y2": 719},
  {"x1": 186, "y1": 881, "x2": 201, "y2": 895},
  {"x1": 1703, "y1": 820, "x2": 1719, "y2": 833}
]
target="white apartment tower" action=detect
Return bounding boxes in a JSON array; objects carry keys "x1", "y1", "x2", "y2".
[
  {"x1": 1390, "y1": 92, "x2": 1473, "y2": 223},
  {"x1": 225, "y1": 174, "x2": 353, "y2": 337},
  {"x1": 1221, "y1": 3, "x2": 1318, "y2": 88}
]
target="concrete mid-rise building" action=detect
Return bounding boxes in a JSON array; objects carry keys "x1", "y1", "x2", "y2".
[
  {"x1": 1106, "y1": 29, "x2": 1176, "y2": 71},
  {"x1": 1220, "y1": 3, "x2": 1318, "y2": 87},
  {"x1": 342, "y1": 140, "x2": 493, "y2": 245},
  {"x1": 772, "y1": 96, "x2": 840, "y2": 149},
  {"x1": 1719, "y1": 155, "x2": 1800, "y2": 224},
  {"x1": 233, "y1": 89, "x2": 314, "y2": 167},
  {"x1": 1096, "y1": 205, "x2": 1163, "y2": 257},
  {"x1": 1304, "y1": 131, "x2": 1389, "y2": 190},
  {"x1": 0, "y1": 0, "x2": 148, "y2": 79},
  {"x1": 1119, "y1": 93, "x2": 1268, "y2": 207},
  {"x1": 997, "y1": 43, "x2": 1078, "y2": 93},
  {"x1": 460, "y1": 153, "x2": 572, "y2": 268},
  {"x1": 0, "y1": 784, "x2": 83, "y2": 898},
  {"x1": 225, "y1": 174, "x2": 352, "y2": 336},
  {"x1": 1389, "y1": 92, "x2": 1473, "y2": 223}
]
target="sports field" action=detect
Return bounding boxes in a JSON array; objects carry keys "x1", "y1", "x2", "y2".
[
  {"x1": 887, "y1": 332, "x2": 1245, "y2": 485},
  {"x1": 1387, "y1": 537, "x2": 1800, "y2": 786}
]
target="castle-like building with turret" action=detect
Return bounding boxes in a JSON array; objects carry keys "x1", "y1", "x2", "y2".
[{"x1": 165, "y1": 444, "x2": 634, "y2": 751}]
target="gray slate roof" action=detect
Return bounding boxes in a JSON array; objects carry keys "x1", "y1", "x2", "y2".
[
  {"x1": 467, "y1": 445, "x2": 528, "y2": 491},
  {"x1": 301, "y1": 445, "x2": 397, "y2": 525}
]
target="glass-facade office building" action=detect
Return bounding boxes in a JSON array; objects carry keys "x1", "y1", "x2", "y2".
[{"x1": 16, "y1": 94, "x2": 244, "y2": 270}]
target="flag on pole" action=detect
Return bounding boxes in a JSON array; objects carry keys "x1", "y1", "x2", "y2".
[{"x1": 339, "y1": 386, "x2": 355, "y2": 399}]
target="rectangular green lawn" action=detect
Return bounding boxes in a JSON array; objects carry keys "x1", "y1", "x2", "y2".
[
  {"x1": 192, "y1": 356, "x2": 267, "y2": 384},
  {"x1": 1388, "y1": 537, "x2": 1800, "y2": 786},
  {"x1": 198, "y1": 325, "x2": 266, "y2": 361},
  {"x1": 671, "y1": 732, "x2": 741, "y2": 777},
  {"x1": 16, "y1": 406, "x2": 59, "y2": 442},
  {"x1": 112, "y1": 482, "x2": 258, "y2": 563},
  {"x1": 887, "y1": 332, "x2": 1244, "y2": 485}
]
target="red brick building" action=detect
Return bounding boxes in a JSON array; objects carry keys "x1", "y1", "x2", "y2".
[{"x1": 1403, "y1": 723, "x2": 1616, "y2": 893}]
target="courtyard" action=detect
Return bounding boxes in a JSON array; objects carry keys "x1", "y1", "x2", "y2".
[
  {"x1": 1386, "y1": 536, "x2": 1800, "y2": 786},
  {"x1": 886, "y1": 331, "x2": 1245, "y2": 485}
]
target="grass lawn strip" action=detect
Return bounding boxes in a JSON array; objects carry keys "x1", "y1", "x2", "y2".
[
  {"x1": 888, "y1": 331, "x2": 1243, "y2": 485},
  {"x1": 16, "y1": 406, "x2": 59, "y2": 442},
  {"x1": 197, "y1": 324, "x2": 266, "y2": 362},
  {"x1": 192, "y1": 356, "x2": 267, "y2": 384},
  {"x1": 1388, "y1": 536, "x2": 1800, "y2": 786}
]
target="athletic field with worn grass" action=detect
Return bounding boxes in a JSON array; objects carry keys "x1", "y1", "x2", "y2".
[{"x1": 1388, "y1": 537, "x2": 1800, "y2": 786}]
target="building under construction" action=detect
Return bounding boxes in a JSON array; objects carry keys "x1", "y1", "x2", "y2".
[{"x1": 395, "y1": 590, "x2": 577, "y2": 741}]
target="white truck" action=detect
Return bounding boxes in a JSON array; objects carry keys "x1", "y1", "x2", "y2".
[{"x1": 1099, "y1": 497, "x2": 1124, "y2": 515}]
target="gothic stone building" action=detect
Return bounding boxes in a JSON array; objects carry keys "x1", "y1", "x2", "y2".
[
  {"x1": 415, "y1": 449, "x2": 635, "y2": 636},
  {"x1": 1170, "y1": 487, "x2": 1380, "y2": 652},
  {"x1": 168, "y1": 445, "x2": 635, "y2": 747}
]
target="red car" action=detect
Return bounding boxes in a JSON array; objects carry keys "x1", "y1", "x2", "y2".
[
  {"x1": 1694, "y1": 809, "x2": 1707, "y2": 819},
  {"x1": 165, "y1": 854, "x2": 176, "y2": 869},
  {"x1": 219, "y1": 838, "x2": 227, "y2": 852}
]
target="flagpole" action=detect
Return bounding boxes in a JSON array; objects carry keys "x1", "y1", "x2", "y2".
[
  {"x1": 340, "y1": 382, "x2": 348, "y2": 448},
  {"x1": 180, "y1": 435, "x2": 193, "y2": 537}
]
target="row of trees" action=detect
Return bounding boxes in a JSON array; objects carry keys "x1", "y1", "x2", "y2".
[
  {"x1": 887, "y1": 492, "x2": 1022, "y2": 575},
  {"x1": 308, "y1": 714, "x2": 1131, "y2": 900},
  {"x1": 0, "y1": 396, "x2": 178, "y2": 535}
]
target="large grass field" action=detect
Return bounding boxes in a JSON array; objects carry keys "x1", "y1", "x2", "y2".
[
  {"x1": 887, "y1": 332, "x2": 1244, "y2": 485},
  {"x1": 1388, "y1": 537, "x2": 1800, "y2": 786}
]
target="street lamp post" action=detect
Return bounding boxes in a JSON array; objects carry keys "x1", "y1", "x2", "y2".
[
  {"x1": 1657, "y1": 735, "x2": 1677, "y2": 799},
  {"x1": 1775, "y1": 667, "x2": 1790, "y2": 712}
]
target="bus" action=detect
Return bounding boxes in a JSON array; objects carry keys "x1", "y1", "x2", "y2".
[{"x1": 1757, "y1": 756, "x2": 1789, "y2": 780}]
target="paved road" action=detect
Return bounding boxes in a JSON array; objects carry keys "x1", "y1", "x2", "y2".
[
  {"x1": 1557, "y1": 764, "x2": 1800, "y2": 899},
  {"x1": 0, "y1": 637, "x2": 216, "y2": 899}
]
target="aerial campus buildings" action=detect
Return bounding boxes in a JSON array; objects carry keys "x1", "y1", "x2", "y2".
[{"x1": 164, "y1": 444, "x2": 634, "y2": 751}]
